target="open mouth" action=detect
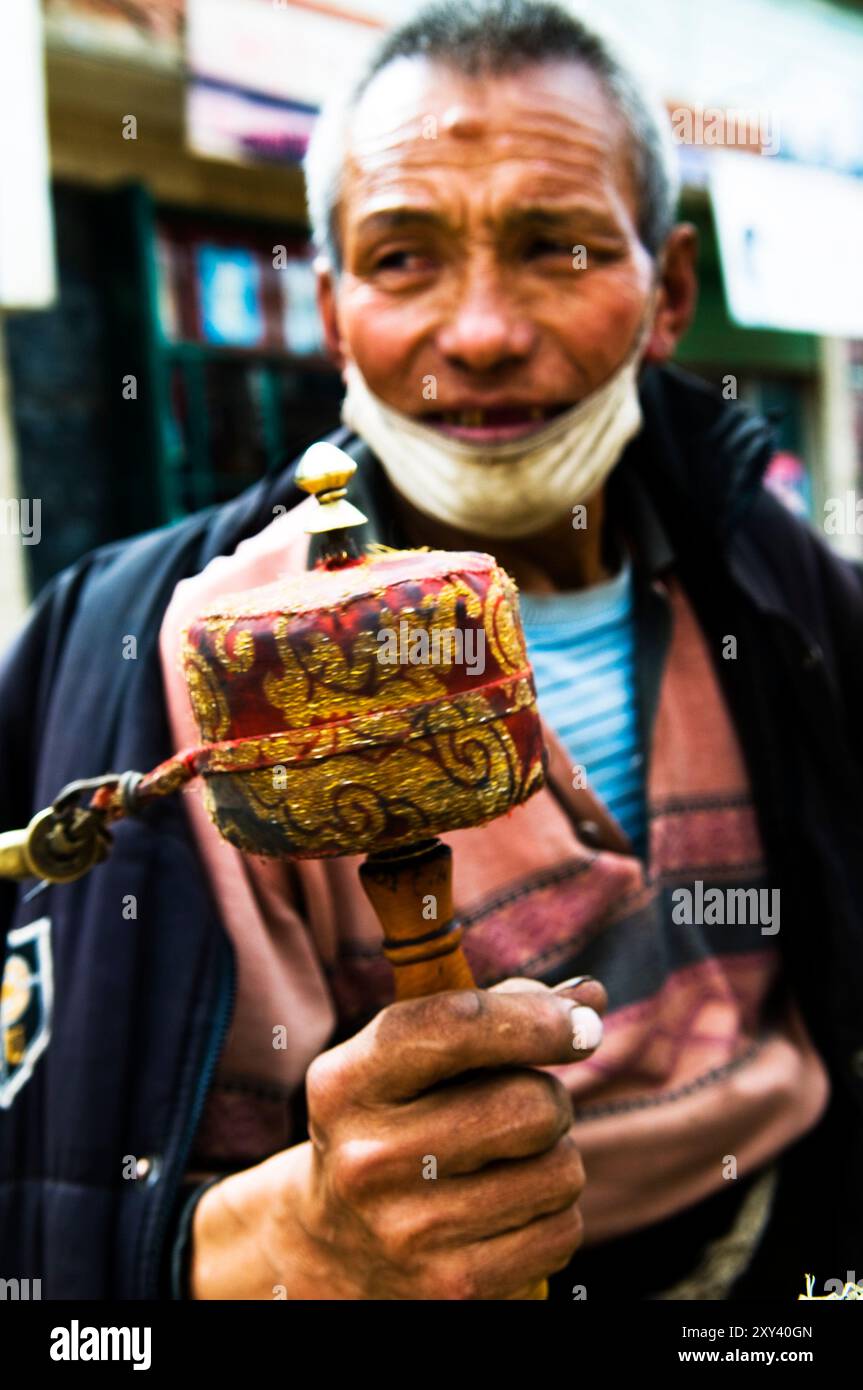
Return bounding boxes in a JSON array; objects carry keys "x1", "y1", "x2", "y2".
[{"x1": 421, "y1": 402, "x2": 571, "y2": 443}]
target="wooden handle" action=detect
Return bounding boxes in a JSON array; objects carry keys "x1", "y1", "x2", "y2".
[
  {"x1": 359, "y1": 839, "x2": 474, "y2": 999},
  {"x1": 360, "y1": 837, "x2": 548, "y2": 1302}
]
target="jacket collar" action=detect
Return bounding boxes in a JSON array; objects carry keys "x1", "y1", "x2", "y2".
[{"x1": 629, "y1": 363, "x2": 777, "y2": 544}]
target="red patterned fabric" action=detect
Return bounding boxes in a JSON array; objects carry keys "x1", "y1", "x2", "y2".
[{"x1": 175, "y1": 547, "x2": 545, "y2": 858}]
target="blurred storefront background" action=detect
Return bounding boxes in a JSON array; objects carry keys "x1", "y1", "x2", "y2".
[{"x1": 1, "y1": 0, "x2": 863, "y2": 648}]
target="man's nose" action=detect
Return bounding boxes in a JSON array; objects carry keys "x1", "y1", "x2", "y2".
[{"x1": 436, "y1": 267, "x2": 535, "y2": 372}]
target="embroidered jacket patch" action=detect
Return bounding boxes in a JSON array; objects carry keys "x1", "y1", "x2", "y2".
[{"x1": 1, "y1": 916, "x2": 53, "y2": 1109}]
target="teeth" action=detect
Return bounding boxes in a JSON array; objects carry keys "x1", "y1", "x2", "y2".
[{"x1": 439, "y1": 407, "x2": 547, "y2": 427}]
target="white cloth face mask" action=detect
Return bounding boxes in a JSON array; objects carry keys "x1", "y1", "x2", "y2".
[{"x1": 340, "y1": 305, "x2": 655, "y2": 540}]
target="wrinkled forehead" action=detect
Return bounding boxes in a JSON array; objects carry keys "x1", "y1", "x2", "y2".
[{"x1": 341, "y1": 56, "x2": 635, "y2": 230}]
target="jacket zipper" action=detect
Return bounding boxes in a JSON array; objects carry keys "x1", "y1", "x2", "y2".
[{"x1": 141, "y1": 932, "x2": 236, "y2": 1298}]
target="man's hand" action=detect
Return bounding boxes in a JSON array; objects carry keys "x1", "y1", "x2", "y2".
[{"x1": 189, "y1": 977, "x2": 606, "y2": 1300}]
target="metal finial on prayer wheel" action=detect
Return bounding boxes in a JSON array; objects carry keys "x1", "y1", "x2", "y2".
[{"x1": 295, "y1": 441, "x2": 369, "y2": 535}]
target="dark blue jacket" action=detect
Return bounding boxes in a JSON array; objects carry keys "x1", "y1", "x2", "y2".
[{"x1": 2, "y1": 364, "x2": 862, "y2": 1298}]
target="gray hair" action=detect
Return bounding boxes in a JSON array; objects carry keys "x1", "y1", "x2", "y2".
[{"x1": 303, "y1": 0, "x2": 680, "y2": 273}]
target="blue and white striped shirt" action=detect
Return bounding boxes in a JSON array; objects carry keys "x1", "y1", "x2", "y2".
[{"x1": 519, "y1": 559, "x2": 646, "y2": 854}]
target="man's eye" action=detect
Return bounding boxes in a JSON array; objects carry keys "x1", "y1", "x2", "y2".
[
  {"x1": 373, "y1": 250, "x2": 432, "y2": 272},
  {"x1": 523, "y1": 240, "x2": 619, "y2": 264},
  {"x1": 524, "y1": 239, "x2": 573, "y2": 259}
]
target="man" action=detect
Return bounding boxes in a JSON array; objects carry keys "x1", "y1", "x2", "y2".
[{"x1": 1, "y1": 0, "x2": 862, "y2": 1302}]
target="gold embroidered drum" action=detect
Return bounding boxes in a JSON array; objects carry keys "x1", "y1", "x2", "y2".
[{"x1": 181, "y1": 546, "x2": 545, "y2": 859}]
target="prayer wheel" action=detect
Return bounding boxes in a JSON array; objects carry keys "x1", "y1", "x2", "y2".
[
  {"x1": 181, "y1": 465, "x2": 545, "y2": 865},
  {"x1": 180, "y1": 444, "x2": 547, "y2": 1010}
]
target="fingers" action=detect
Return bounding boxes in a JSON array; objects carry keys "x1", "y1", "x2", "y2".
[
  {"x1": 552, "y1": 976, "x2": 608, "y2": 1016},
  {"x1": 311, "y1": 987, "x2": 593, "y2": 1109},
  {"x1": 328, "y1": 1067, "x2": 574, "y2": 1190},
  {"x1": 490, "y1": 973, "x2": 608, "y2": 1020},
  {"x1": 489, "y1": 974, "x2": 606, "y2": 1055},
  {"x1": 423, "y1": 1200, "x2": 585, "y2": 1300},
  {"x1": 346, "y1": 1134, "x2": 586, "y2": 1300},
  {"x1": 417, "y1": 1134, "x2": 586, "y2": 1244},
  {"x1": 357, "y1": 1136, "x2": 584, "y2": 1287},
  {"x1": 489, "y1": 976, "x2": 552, "y2": 995},
  {"x1": 299, "y1": 975, "x2": 603, "y2": 1300}
]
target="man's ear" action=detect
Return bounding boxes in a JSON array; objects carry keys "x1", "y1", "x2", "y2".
[
  {"x1": 314, "y1": 255, "x2": 346, "y2": 371},
  {"x1": 642, "y1": 223, "x2": 699, "y2": 365}
]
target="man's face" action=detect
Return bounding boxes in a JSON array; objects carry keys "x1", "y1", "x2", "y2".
[{"x1": 321, "y1": 57, "x2": 658, "y2": 444}]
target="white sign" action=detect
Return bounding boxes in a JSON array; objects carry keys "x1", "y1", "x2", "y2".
[
  {"x1": 710, "y1": 150, "x2": 863, "y2": 338},
  {"x1": 0, "y1": 0, "x2": 56, "y2": 309}
]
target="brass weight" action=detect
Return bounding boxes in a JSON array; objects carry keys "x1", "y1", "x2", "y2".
[{"x1": 0, "y1": 806, "x2": 108, "y2": 884}]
